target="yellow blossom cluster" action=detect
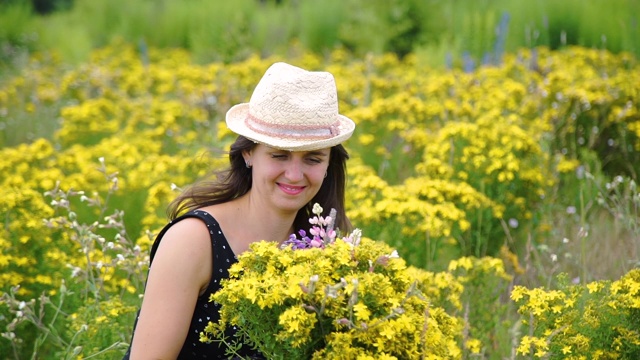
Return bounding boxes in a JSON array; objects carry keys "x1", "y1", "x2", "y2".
[
  {"x1": 205, "y1": 238, "x2": 464, "y2": 359},
  {"x1": 340, "y1": 46, "x2": 640, "y2": 259},
  {"x1": 511, "y1": 270, "x2": 640, "y2": 358}
]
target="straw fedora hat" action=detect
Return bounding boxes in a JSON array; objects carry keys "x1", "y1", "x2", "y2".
[{"x1": 226, "y1": 62, "x2": 355, "y2": 151}]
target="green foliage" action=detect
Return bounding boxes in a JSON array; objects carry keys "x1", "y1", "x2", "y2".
[
  {"x1": 0, "y1": 1, "x2": 34, "y2": 45},
  {"x1": 61, "y1": 297, "x2": 136, "y2": 358},
  {"x1": 512, "y1": 271, "x2": 640, "y2": 359},
  {"x1": 2, "y1": 0, "x2": 639, "y2": 67},
  {"x1": 448, "y1": 257, "x2": 515, "y2": 357},
  {"x1": 0, "y1": 1, "x2": 37, "y2": 68},
  {"x1": 297, "y1": 0, "x2": 344, "y2": 54},
  {"x1": 338, "y1": 0, "x2": 417, "y2": 56}
]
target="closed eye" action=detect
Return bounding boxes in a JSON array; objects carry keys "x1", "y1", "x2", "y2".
[{"x1": 271, "y1": 153, "x2": 288, "y2": 160}]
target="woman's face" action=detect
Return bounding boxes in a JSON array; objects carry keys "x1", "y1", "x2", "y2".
[{"x1": 244, "y1": 144, "x2": 330, "y2": 214}]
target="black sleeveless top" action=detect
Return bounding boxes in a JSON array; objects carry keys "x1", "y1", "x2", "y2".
[{"x1": 123, "y1": 210, "x2": 263, "y2": 359}]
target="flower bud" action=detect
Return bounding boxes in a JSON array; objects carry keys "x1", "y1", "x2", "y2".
[
  {"x1": 299, "y1": 283, "x2": 310, "y2": 294},
  {"x1": 72, "y1": 346, "x2": 83, "y2": 356}
]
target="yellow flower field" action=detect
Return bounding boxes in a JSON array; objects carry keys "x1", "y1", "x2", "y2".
[{"x1": 1, "y1": 42, "x2": 639, "y2": 358}]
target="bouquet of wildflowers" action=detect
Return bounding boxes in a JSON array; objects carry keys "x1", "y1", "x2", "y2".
[{"x1": 202, "y1": 204, "x2": 462, "y2": 359}]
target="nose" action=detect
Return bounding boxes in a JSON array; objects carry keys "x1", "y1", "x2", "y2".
[{"x1": 284, "y1": 159, "x2": 304, "y2": 182}]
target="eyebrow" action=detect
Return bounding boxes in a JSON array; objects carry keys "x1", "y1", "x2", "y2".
[
  {"x1": 269, "y1": 149, "x2": 330, "y2": 157},
  {"x1": 305, "y1": 151, "x2": 329, "y2": 157}
]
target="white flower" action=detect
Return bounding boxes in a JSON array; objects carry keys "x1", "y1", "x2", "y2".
[
  {"x1": 312, "y1": 203, "x2": 323, "y2": 215},
  {"x1": 71, "y1": 267, "x2": 81, "y2": 278},
  {"x1": 343, "y1": 228, "x2": 362, "y2": 247}
]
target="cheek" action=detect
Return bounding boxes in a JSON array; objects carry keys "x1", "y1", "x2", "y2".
[
  {"x1": 252, "y1": 165, "x2": 279, "y2": 182},
  {"x1": 311, "y1": 165, "x2": 330, "y2": 182}
]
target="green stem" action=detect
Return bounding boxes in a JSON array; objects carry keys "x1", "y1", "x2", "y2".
[
  {"x1": 82, "y1": 342, "x2": 127, "y2": 359},
  {"x1": 580, "y1": 188, "x2": 587, "y2": 284}
]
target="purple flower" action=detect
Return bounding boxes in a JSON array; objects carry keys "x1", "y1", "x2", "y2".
[{"x1": 280, "y1": 203, "x2": 342, "y2": 251}]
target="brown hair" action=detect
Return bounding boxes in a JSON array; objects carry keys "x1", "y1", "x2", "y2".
[{"x1": 168, "y1": 135, "x2": 352, "y2": 234}]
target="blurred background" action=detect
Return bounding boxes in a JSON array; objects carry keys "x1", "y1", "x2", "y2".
[{"x1": 1, "y1": 0, "x2": 639, "y2": 68}]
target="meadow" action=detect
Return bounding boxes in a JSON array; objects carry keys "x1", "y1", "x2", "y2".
[
  {"x1": 0, "y1": 39, "x2": 639, "y2": 358},
  {"x1": 2, "y1": 0, "x2": 640, "y2": 70}
]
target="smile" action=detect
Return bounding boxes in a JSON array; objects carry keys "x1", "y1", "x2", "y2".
[{"x1": 278, "y1": 183, "x2": 306, "y2": 195}]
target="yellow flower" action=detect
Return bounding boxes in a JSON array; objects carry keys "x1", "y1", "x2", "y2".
[
  {"x1": 587, "y1": 281, "x2": 603, "y2": 294},
  {"x1": 353, "y1": 302, "x2": 371, "y2": 321},
  {"x1": 510, "y1": 286, "x2": 526, "y2": 302},
  {"x1": 465, "y1": 338, "x2": 482, "y2": 354},
  {"x1": 379, "y1": 325, "x2": 396, "y2": 339}
]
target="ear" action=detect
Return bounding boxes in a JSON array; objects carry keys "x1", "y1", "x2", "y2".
[{"x1": 242, "y1": 149, "x2": 253, "y2": 166}]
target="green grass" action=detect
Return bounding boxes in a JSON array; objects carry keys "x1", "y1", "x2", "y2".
[{"x1": 1, "y1": 0, "x2": 638, "y2": 68}]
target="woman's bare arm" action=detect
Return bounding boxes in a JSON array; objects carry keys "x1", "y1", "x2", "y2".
[{"x1": 129, "y1": 218, "x2": 213, "y2": 359}]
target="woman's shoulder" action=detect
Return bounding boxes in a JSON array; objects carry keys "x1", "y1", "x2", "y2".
[
  {"x1": 195, "y1": 202, "x2": 239, "y2": 228},
  {"x1": 155, "y1": 216, "x2": 212, "y2": 255}
]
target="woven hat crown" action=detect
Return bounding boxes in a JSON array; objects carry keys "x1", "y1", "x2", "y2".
[{"x1": 226, "y1": 62, "x2": 355, "y2": 151}]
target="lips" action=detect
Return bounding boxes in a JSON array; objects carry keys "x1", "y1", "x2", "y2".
[{"x1": 278, "y1": 183, "x2": 305, "y2": 195}]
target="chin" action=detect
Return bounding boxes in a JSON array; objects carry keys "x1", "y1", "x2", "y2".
[{"x1": 274, "y1": 196, "x2": 311, "y2": 214}]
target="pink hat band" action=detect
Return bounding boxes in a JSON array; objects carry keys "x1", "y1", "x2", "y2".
[{"x1": 244, "y1": 113, "x2": 341, "y2": 140}]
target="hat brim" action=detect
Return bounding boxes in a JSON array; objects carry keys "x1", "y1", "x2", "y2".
[{"x1": 226, "y1": 103, "x2": 356, "y2": 151}]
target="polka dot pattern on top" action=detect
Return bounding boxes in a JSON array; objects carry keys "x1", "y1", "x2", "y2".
[{"x1": 122, "y1": 210, "x2": 264, "y2": 359}]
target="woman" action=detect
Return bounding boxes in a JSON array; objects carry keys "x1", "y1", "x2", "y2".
[{"x1": 124, "y1": 62, "x2": 356, "y2": 359}]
